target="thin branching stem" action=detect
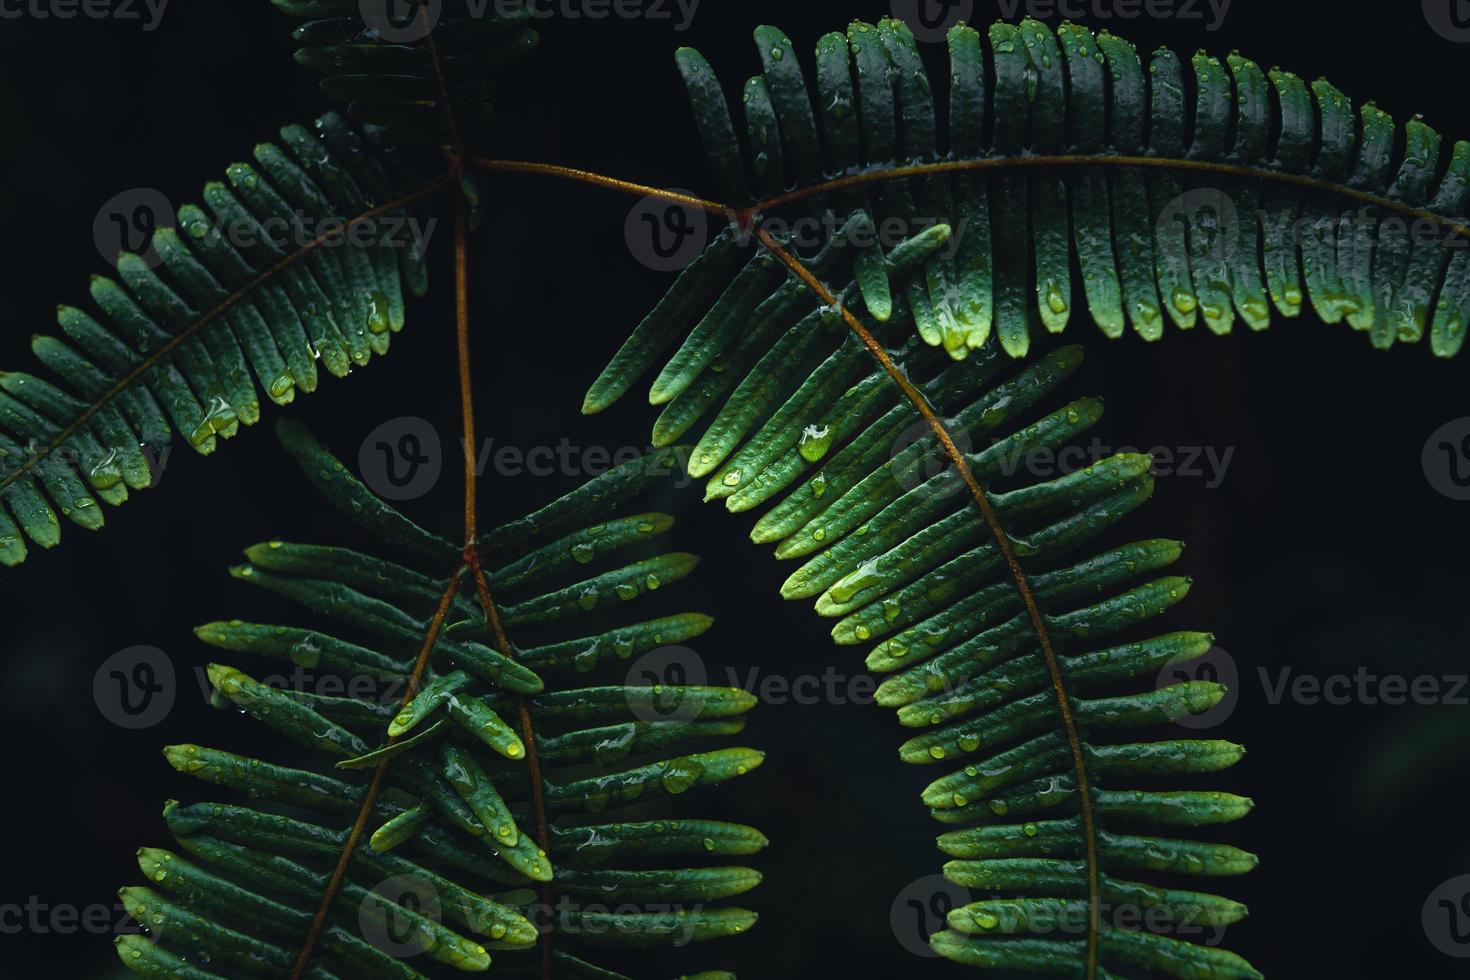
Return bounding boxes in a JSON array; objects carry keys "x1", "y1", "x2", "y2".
[
  {"x1": 423, "y1": 8, "x2": 464, "y2": 159},
  {"x1": 469, "y1": 556, "x2": 556, "y2": 980},
  {"x1": 469, "y1": 157, "x2": 739, "y2": 217},
  {"x1": 455, "y1": 193, "x2": 478, "y2": 541},
  {"x1": 451, "y1": 187, "x2": 556, "y2": 978},
  {"x1": 289, "y1": 567, "x2": 465, "y2": 980}
]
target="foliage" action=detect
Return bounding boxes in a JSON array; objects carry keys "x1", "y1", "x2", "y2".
[
  {"x1": 0, "y1": 113, "x2": 432, "y2": 565},
  {"x1": 13, "y1": 7, "x2": 1467, "y2": 976},
  {"x1": 273, "y1": 0, "x2": 540, "y2": 147},
  {"x1": 117, "y1": 423, "x2": 765, "y2": 978},
  {"x1": 662, "y1": 17, "x2": 1470, "y2": 360}
]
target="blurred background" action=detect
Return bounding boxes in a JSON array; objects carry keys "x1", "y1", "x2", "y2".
[{"x1": 3, "y1": 0, "x2": 1470, "y2": 976}]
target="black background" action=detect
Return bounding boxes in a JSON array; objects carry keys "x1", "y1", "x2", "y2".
[{"x1": 3, "y1": 1, "x2": 1470, "y2": 977}]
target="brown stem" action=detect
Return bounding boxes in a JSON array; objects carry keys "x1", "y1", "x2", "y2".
[
  {"x1": 423, "y1": 8, "x2": 464, "y2": 158},
  {"x1": 469, "y1": 157, "x2": 738, "y2": 217},
  {"x1": 454, "y1": 193, "x2": 478, "y2": 542},
  {"x1": 752, "y1": 224, "x2": 1102, "y2": 978},
  {"x1": 468, "y1": 556, "x2": 555, "y2": 980},
  {"x1": 451, "y1": 184, "x2": 554, "y2": 978},
  {"x1": 288, "y1": 567, "x2": 465, "y2": 980}
]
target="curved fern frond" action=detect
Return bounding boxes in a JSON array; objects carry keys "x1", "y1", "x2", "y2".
[
  {"x1": 117, "y1": 423, "x2": 764, "y2": 979},
  {"x1": 274, "y1": 0, "x2": 540, "y2": 149},
  {"x1": 591, "y1": 200, "x2": 1256, "y2": 975},
  {"x1": 0, "y1": 113, "x2": 442, "y2": 567},
  {"x1": 656, "y1": 17, "x2": 1470, "y2": 361}
]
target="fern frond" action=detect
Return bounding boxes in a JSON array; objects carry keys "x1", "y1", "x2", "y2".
[
  {"x1": 645, "y1": 17, "x2": 1470, "y2": 362},
  {"x1": 117, "y1": 423, "x2": 764, "y2": 978},
  {"x1": 0, "y1": 113, "x2": 440, "y2": 567},
  {"x1": 591, "y1": 195, "x2": 1256, "y2": 974},
  {"x1": 274, "y1": 0, "x2": 540, "y2": 149}
]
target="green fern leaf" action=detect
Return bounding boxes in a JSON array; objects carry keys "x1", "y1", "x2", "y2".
[
  {"x1": 115, "y1": 423, "x2": 764, "y2": 978},
  {"x1": 274, "y1": 0, "x2": 540, "y2": 148},
  {"x1": 592, "y1": 196, "x2": 1257, "y2": 976},
  {"x1": 635, "y1": 17, "x2": 1470, "y2": 363},
  {"x1": 0, "y1": 113, "x2": 438, "y2": 567}
]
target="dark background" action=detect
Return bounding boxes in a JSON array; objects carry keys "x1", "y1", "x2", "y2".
[{"x1": 3, "y1": 1, "x2": 1470, "y2": 976}]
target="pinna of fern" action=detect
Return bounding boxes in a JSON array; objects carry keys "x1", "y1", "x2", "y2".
[
  {"x1": 658, "y1": 16, "x2": 1470, "y2": 362},
  {"x1": 835, "y1": 350, "x2": 1263, "y2": 980},
  {"x1": 591, "y1": 95, "x2": 1259, "y2": 980},
  {"x1": 116, "y1": 421, "x2": 765, "y2": 979},
  {"x1": 0, "y1": 111, "x2": 440, "y2": 567},
  {"x1": 272, "y1": 0, "x2": 540, "y2": 149}
]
